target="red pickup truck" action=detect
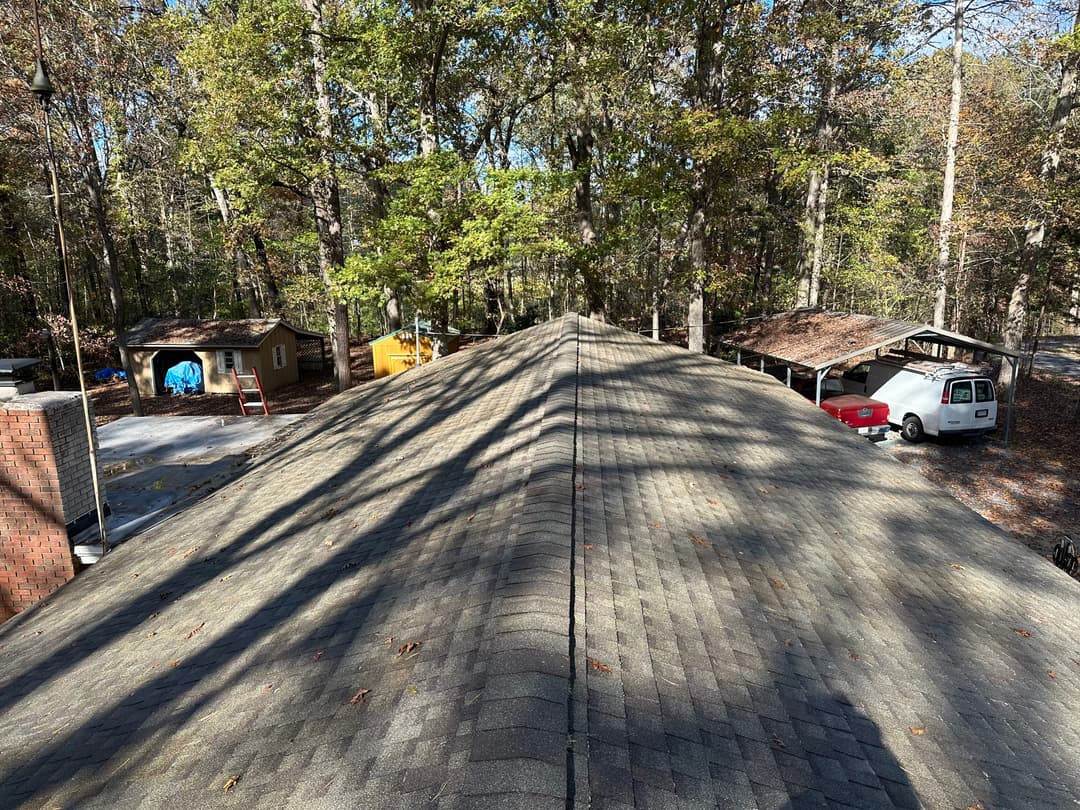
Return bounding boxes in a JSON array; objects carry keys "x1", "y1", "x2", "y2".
[{"x1": 819, "y1": 395, "x2": 890, "y2": 441}]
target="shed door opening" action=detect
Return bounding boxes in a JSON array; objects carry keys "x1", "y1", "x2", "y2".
[{"x1": 152, "y1": 350, "x2": 203, "y2": 396}]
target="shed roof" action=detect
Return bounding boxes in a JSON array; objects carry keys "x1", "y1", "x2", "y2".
[
  {"x1": 126, "y1": 318, "x2": 326, "y2": 349},
  {"x1": 369, "y1": 321, "x2": 462, "y2": 345},
  {"x1": 720, "y1": 309, "x2": 1019, "y2": 370},
  {"x1": 0, "y1": 314, "x2": 1076, "y2": 809}
]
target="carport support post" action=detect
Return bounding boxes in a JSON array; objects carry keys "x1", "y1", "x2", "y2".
[
  {"x1": 1004, "y1": 357, "x2": 1018, "y2": 445},
  {"x1": 815, "y1": 369, "x2": 825, "y2": 405},
  {"x1": 786, "y1": 367, "x2": 791, "y2": 388}
]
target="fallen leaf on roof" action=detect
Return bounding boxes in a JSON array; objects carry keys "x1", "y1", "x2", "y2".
[
  {"x1": 653, "y1": 522, "x2": 663, "y2": 529},
  {"x1": 349, "y1": 688, "x2": 370, "y2": 705},
  {"x1": 1048, "y1": 671, "x2": 1057, "y2": 679},
  {"x1": 909, "y1": 726, "x2": 925, "y2": 735},
  {"x1": 223, "y1": 774, "x2": 240, "y2": 792},
  {"x1": 690, "y1": 534, "x2": 707, "y2": 546},
  {"x1": 467, "y1": 513, "x2": 476, "y2": 522},
  {"x1": 783, "y1": 639, "x2": 794, "y2": 646},
  {"x1": 950, "y1": 563, "x2": 964, "y2": 570},
  {"x1": 148, "y1": 612, "x2": 159, "y2": 620},
  {"x1": 158, "y1": 592, "x2": 171, "y2": 601},
  {"x1": 323, "y1": 507, "x2": 337, "y2": 519},
  {"x1": 586, "y1": 657, "x2": 612, "y2": 673},
  {"x1": 1014, "y1": 628, "x2": 1032, "y2": 637},
  {"x1": 312, "y1": 649, "x2": 325, "y2": 662},
  {"x1": 219, "y1": 574, "x2": 232, "y2": 582},
  {"x1": 131, "y1": 573, "x2": 140, "y2": 579},
  {"x1": 263, "y1": 683, "x2": 274, "y2": 692},
  {"x1": 323, "y1": 539, "x2": 334, "y2": 547},
  {"x1": 707, "y1": 499, "x2": 719, "y2": 505},
  {"x1": 397, "y1": 642, "x2": 420, "y2": 656},
  {"x1": 770, "y1": 579, "x2": 786, "y2": 590},
  {"x1": 170, "y1": 659, "x2": 181, "y2": 668},
  {"x1": 405, "y1": 684, "x2": 419, "y2": 695},
  {"x1": 182, "y1": 546, "x2": 199, "y2": 559},
  {"x1": 849, "y1": 653, "x2": 860, "y2": 661},
  {"x1": 583, "y1": 544, "x2": 593, "y2": 550},
  {"x1": 184, "y1": 622, "x2": 205, "y2": 640},
  {"x1": 576, "y1": 482, "x2": 586, "y2": 491},
  {"x1": 757, "y1": 487, "x2": 769, "y2": 494},
  {"x1": 770, "y1": 734, "x2": 786, "y2": 749}
]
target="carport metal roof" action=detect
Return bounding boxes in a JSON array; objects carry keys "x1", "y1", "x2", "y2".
[
  {"x1": 718, "y1": 309, "x2": 1019, "y2": 372},
  {"x1": 717, "y1": 309, "x2": 1021, "y2": 441}
]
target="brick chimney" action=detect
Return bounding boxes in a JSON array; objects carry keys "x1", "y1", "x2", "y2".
[{"x1": 0, "y1": 392, "x2": 104, "y2": 622}]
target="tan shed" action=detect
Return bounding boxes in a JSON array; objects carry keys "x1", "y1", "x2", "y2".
[{"x1": 125, "y1": 318, "x2": 328, "y2": 398}]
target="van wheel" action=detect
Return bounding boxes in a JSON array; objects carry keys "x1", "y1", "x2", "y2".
[{"x1": 901, "y1": 416, "x2": 924, "y2": 443}]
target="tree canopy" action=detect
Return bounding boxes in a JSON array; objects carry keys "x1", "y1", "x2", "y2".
[{"x1": 1, "y1": 0, "x2": 1077, "y2": 387}]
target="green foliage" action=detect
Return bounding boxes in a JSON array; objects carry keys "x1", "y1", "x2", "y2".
[{"x1": 337, "y1": 152, "x2": 570, "y2": 313}]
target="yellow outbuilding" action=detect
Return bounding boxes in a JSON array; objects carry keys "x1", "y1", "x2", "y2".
[{"x1": 371, "y1": 325, "x2": 460, "y2": 379}]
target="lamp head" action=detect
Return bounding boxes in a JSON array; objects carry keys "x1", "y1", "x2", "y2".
[{"x1": 29, "y1": 58, "x2": 54, "y2": 108}]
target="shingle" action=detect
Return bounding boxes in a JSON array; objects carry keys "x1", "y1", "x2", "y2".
[{"x1": 4, "y1": 313, "x2": 1080, "y2": 810}]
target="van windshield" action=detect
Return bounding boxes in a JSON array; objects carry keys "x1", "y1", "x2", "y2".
[{"x1": 974, "y1": 379, "x2": 995, "y2": 402}]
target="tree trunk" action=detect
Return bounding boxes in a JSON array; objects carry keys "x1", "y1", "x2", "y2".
[
  {"x1": 796, "y1": 45, "x2": 838, "y2": 309},
  {"x1": 567, "y1": 123, "x2": 604, "y2": 320},
  {"x1": 483, "y1": 276, "x2": 503, "y2": 333},
  {"x1": 807, "y1": 162, "x2": 830, "y2": 308},
  {"x1": 999, "y1": 5, "x2": 1079, "y2": 386},
  {"x1": 157, "y1": 185, "x2": 182, "y2": 316},
  {"x1": 688, "y1": 185, "x2": 707, "y2": 354},
  {"x1": 251, "y1": 231, "x2": 280, "y2": 311},
  {"x1": 933, "y1": 0, "x2": 964, "y2": 329},
  {"x1": 209, "y1": 176, "x2": 261, "y2": 317},
  {"x1": 80, "y1": 138, "x2": 143, "y2": 416},
  {"x1": 952, "y1": 231, "x2": 968, "y2": 332},
  {"x1": 302, "y1": 0, "x2": 352, "y2": 391}
]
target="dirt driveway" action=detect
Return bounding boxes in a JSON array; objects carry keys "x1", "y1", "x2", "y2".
[{"x1": 881, "y1": 337, "x2": 1080, "y2": 576}]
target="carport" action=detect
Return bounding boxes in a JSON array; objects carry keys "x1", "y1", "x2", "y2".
[{"x1": 717, "y1": 309, "x2": 1023, "y2": 441}]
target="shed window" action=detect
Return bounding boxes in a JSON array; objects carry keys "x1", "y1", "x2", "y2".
[
  {"x1": 217, "y1": 350, "x2": 242, "y2": 374},
  {"x1": 272, "y1": 344, "x2": 286, "y2": 370}
]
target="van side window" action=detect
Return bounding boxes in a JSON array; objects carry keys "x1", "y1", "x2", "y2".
[
  {"x1": 950, "y1": 381, "x2": 973, "y2": 404},
  {"x1": 974, "y1": 380, "x2": 995, "y2": 402}
]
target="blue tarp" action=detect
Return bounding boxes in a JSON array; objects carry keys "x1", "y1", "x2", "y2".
[
  {"x1": 164, "y1": 361, "x2": 203, "y2": 395},
  {"x1": 94, "y1": 367, "x2": 127, "y2": 382}
]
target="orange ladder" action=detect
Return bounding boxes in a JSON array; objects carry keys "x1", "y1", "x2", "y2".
[{"x1": 232, "y1": 367, "x2": 270, "y2": 415}]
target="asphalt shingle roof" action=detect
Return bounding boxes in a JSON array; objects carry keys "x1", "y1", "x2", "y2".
[
  {"x1": 1, "y1": 314, "x2": 1078, "y2": 809},
  {"x1": 126, "y1": 318, "x2": 325, "y2": 349}
]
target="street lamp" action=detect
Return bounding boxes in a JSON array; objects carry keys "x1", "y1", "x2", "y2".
[{"x1": 29, "y1": 0, "x2": 110, "y2": 554}]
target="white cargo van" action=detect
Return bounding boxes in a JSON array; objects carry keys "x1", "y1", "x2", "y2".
[{"x1": 840, "y1": 358, "x2": 997, "y2": 442}]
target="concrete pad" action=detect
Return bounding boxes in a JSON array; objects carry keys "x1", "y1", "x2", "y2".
[{"x1": 89, "y1": 415, "x2": 306, "y2": 546}]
